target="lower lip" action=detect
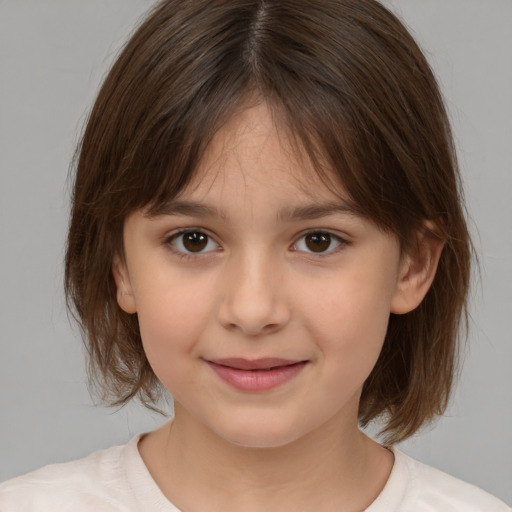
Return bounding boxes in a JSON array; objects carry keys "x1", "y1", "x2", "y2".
[{"x1": 207, "y1": 361, "x2": 307, "y2": 392}]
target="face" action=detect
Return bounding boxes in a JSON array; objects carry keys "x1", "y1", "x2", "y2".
[{"x1": 114, "y1": 103, "x2": 415, "y2": 448}]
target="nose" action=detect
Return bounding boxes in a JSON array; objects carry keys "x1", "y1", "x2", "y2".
[{"x1": 216, "y1": 251, "x2": 291, "y2": 336}]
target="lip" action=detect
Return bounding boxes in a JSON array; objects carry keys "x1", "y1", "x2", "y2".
[{"x1": 206, "y1": 358, "x2": 308, "y2": 392}]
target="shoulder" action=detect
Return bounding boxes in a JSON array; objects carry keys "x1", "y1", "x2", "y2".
[
  {"x1": 0, "y1": 439, "x2": 135, "y2": 512},
  {"x1": 394, "y1": 449, "x2": 511, "y2": 512}
]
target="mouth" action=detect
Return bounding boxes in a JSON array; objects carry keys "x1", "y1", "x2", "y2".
[{"x1": 205, "y1": 358, "x2": 308, "y2": 392}]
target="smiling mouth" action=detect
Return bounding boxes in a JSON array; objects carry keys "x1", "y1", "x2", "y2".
[{"x1": 205, "y1": 358, "x2": 308, "y2": 391}]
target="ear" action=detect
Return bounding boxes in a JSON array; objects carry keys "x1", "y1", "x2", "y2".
[
  {"x1": 391, "y1": 222, "x2": 444, "y2": 315},
  {"x1": 112, "y1": 255, "x2": 137, "y2": 314}
]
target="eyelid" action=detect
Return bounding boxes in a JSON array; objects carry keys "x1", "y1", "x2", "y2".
[
  {"x1": 164, "y1": 227, "x2": 222, "y2": 256},
  {"x1": 290, "y1": 229, "x2": 349, "y2": 255},
  {"x1": 161, "y1": 226, "x2": 349, "y2": 258}
]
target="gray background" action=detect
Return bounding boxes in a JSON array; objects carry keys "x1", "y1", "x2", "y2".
[{"x1": 0, "y1": 0, "x2": 511, "y2": 504}]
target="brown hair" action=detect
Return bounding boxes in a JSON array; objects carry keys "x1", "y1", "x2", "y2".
[{"x1": 65, "y1": 0, "x2": 472, "y2": 443}]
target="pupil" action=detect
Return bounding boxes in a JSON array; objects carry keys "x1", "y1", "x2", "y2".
[
  {"x1": 305, "y1": 233, "x2": 331, "y2": 252},
  {"x1": 183, "y1": 232, "x2": 208, "y2": 252}
]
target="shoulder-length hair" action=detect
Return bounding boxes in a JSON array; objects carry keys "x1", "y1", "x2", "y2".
[{"x1": 65, "y1": 0, "x2": 471, "y2": 444}]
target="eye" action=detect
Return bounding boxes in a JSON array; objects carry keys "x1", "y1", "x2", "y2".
[
  {"x1": 292, "y1": 231, "x2": 344, "y2": 254},
  {"x1": 168, "y1": 230, "x2": 220, "y2": 254}
]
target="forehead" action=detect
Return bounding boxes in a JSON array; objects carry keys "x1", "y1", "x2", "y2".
[{"x1": 177, "y1": 102, "x2": 351, "y2": 208}]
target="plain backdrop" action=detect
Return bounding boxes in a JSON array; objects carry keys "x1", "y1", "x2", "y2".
[{"x1": 0, "y1": 0, "x2": 511, "y2": 505}]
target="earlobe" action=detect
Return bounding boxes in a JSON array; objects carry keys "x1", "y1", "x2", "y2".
[
  {"x1": 391, "y1": 223, "x2": 444, "y2": 315},
  {"x1": 112, "y1": 256, "x2": 137, "y2": 314}
]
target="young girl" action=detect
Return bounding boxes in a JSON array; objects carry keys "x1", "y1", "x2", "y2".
[{"x1": 1, "y1": 0, "x2": 510, "y2": 510}]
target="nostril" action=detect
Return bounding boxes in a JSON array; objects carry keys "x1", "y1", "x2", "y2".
[
  {"x1": 216, "y1": 274, "x2": 291, "y2": 335},
  {"x1": 224, "y1": 322, "x2": 280, "y2": 336}
]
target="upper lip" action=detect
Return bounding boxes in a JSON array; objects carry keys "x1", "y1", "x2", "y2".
[{"x1": 207, "y1": 358, "x2": 303, "y2": 370}]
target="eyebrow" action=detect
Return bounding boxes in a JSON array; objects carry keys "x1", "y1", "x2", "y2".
[
  {"x1": 147, "y1": 200, "x2": 225, "y2": 219},
  {"x1": 147, "y1": 199, "x2": 360, "y2": 221},
  {"x1": 277, "y1": 201, "x2": 361, "y2": 221}
]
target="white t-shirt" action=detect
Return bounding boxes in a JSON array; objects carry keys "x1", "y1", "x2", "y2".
[{"x1": 0, "y1": 435, "x2": 509, "y2": 511}]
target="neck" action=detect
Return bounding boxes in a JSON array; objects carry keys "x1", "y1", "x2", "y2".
[{"x1": 139, "y1": 405, "x2": 393, "y2": 512}]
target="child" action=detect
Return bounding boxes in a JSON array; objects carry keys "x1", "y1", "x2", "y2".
[{"x1": 1, "y1": 0, "x2": 510, "y2": 510}]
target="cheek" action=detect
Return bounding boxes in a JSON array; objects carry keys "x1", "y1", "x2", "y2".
[
  {"x1": 300, "y1": 262, "x2": 397, "y2": 373},
  {"x1": 133, "y1": 272, "x2": 215, "y2": 369}
]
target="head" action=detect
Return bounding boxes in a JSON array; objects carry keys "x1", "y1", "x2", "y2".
[{"x1": 65, "y1": 0, "x2": 471, "y2": 444}]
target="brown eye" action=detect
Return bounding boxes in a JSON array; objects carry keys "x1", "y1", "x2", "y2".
[
  {"x1": 170, "y1": 230, "x2": 219, "y2": 254},
  {"x1": 183, "y1": 232, "x2": 208, "y2": 252},
  {"x1": 305, "y1": 233, "x2": 331, "y2": 252},
  {"x1": 293, "y1": 231, "x2": 343, "y2": 254}
]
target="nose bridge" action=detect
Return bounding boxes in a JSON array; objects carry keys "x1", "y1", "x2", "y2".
[{"x1": 218, "y1": 244, "x2": 290, "y2": 336}]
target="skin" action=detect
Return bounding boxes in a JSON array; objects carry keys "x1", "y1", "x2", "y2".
[{"x1": 113, "y1": 103, "x2": 442, "y2": 512}]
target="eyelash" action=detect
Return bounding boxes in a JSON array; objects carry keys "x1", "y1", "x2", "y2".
[
  {"x1": 164, "y1": 228, "x2": 221, "y2": 260},
  {"x1": 291, "y1": 230, "x2": 347, "y2": 256},
  {"x1": 164, "y1": 229, "x2": 348, "y2": 259}
]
